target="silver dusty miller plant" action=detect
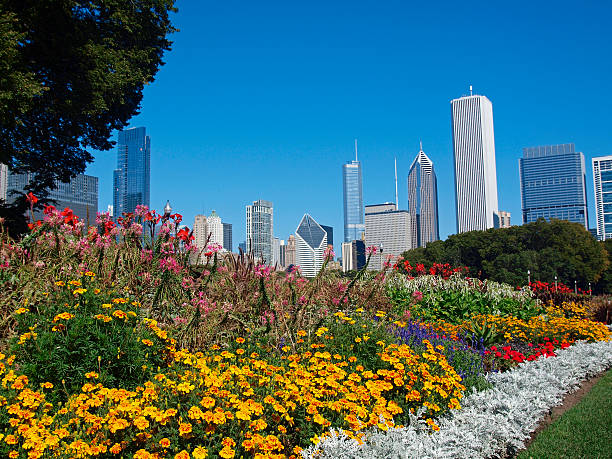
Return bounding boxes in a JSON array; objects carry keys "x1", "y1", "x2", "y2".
[{"x1": 301, "y1": 339, "x2": 612, "y2": 459}]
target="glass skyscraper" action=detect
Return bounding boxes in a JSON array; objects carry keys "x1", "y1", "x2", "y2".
[
  {"x1": 407, "y1": 144, "x2": 439, "y2": 247},
  {"x1": 295, "y1": 214, "x2": 327, "y2": 277},
  {"x1": 113, "y1": 127, "x2": 151, "y2": 218},
  {"x1": 342, "y1": 159, "x2": 365, "y2": 242},
  {"x1": 519, "y1": 143, "x2": 588, "y2": 228},
  {"x1": 7, "y1": 172, "x2": 98, "y2": 223},
  {"x1": 592, "y1": 155, "x2": 612, "y2": 240},
  {"x1": 246, "y1": 199, "x2": 273, "y2": 264}
]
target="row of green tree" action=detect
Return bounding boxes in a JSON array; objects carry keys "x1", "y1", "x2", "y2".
[{"x1": 400, "y1": 219, "x2": 612, "y2": 294}]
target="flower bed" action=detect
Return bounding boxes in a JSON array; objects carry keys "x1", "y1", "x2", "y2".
[{"x1": 301, "y1": 339, "x2": 612, "y2": 459}]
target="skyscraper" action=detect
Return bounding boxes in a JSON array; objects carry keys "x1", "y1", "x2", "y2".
[
  {"x1": 320, "y1": 224, "x2": 334, "y2": 249},
  {"x1": 0, "y1": 163, "x2": 8, "y2": 202},
  {"x1": 285, "y1": 234, "x2": 296, "y2": 267},
  {"x1": 295, "y1": 214, "x2": 327, "y2": 277},
  {"x1": 246, "y1": 199, "x2": 273, "y2": 264},
  {"x1": 592, "y1": 155, "x2": 612, "y2": 240},
  {"x1": 407, "y1": 143, "x2": 439, "y2": 247},
  {"x1": 341, "y1": 240, "x2": 366, "y2": 272},
  {"x1": 519, "y1": 144, "x2": 588, "y2": 228},
  {"x1": 113, "y1": 127, "x2": 151, "y2": 218},
  {"x1": 451, "y1": 92, "x2": 499, "y2": 233},
  {"x1": 7, "y1": 172, "x2": 98, "y2": 223},
  {"x1": 343, "y1": 142, "x2": 365, "y2": 242},
  {"x1": 364, "y1": 203, "x2": 412, "y2": 270},
  {"x1": 207, "y1": 210, "x2": 223, "y2": 247},
  {"x1": 191, "y1": 214, "x2": 208, "y2": 264},
  {"x1": 222, "y1": 222, "x2": 233, "y2": 252}
]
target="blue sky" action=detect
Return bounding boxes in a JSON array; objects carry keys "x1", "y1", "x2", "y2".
[{"x1": 86, "y1": 0, "x2": 612, "y2": 248}]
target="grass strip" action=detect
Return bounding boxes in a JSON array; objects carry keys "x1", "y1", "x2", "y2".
[{"x1": 517, "y1": 368, "x2": 612, "y2": 459}]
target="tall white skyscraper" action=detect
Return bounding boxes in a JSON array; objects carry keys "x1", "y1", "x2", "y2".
[
  {"x1": 451, "y1": 91, "x2": 499, "y2": 233},
  {"x1": 295, "y1": 214, "x2": 327, "y2": 277},
  {"x1": 407, "y1": 143, "x2": 439, "y2": 247},
  {"x1": 207, "y1": 210, "x2": 224, "y2": 247},
  {"x1": 593, "y1": 155, "x2": 612, "y2": 240},
  {"x1": 246, "y1": 200, "x2": 274, "y2": 264},
  {"x1": 0, "y1": 163, "x2": 8, "y2": 202}
]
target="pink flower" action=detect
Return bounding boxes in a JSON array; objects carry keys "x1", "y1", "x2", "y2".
[
  {"x1": 366, "y1": 245, "x2": 378, "y2": 255},
  {"x1": 412, "y1": 290, "x2": 423, "y2": 301},
  {"x1": 323, "y1": 246, "x2": 335, "y2": 260}
]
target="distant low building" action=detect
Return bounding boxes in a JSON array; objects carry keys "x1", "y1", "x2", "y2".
[
  {"x1": 365, "y1": 203, "x2": 412, "y2": 270},
  {"x1": 495, "y1": 210, "x2": 511, "y2": 228},
  {"x1": 223, "y1": 222, "x2": 233, "y2": 252}
]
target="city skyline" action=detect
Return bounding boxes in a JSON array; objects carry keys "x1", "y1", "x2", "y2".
[{"x1": 78, "y1": 1, "x2": 611, "y2": 246}]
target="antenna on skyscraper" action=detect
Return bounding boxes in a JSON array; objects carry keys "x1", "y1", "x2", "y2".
[
  {"x1": 419, "y1": 140, "x2": 423, "y2": 152},
  {"x1": 469, "y1": 85, "x2": 473, "y2": 96},
  {"x1": 394, "y1": 157, "x2": 399, "y2": 209},
  {"x1": 354, "y1": 139, "x2": 358, "y2": 161}
]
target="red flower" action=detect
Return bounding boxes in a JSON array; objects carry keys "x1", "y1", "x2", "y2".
[
  {"x1": 176, "y1": 227, "x2": 192, "y2": 242},
  {"x1": 26, "y1": 192, "x2": 38, "y2": 205}
]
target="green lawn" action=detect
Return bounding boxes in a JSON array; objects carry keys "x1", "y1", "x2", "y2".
[{"x1": 517, "y1": 369, "x2": 612, "y2": 459}]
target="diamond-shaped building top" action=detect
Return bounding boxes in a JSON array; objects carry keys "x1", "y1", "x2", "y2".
[{"x1": 295, "y1": 214, "x2": 327, "y2": 277}]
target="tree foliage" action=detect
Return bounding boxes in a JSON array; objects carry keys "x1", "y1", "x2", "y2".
[
  {"x1": 0, "y1": 0, "x2": 177, "y2": 228},
  {"x1": 400, "y1": 219, "x2": 610, "y2": 291}
]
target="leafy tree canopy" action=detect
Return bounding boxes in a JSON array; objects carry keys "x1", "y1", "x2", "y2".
[
  {"x1": 0, "y1": 0, "x2": 177, "y2": 228},
  {"x1": 400, "y1": 219, "x2": 610, "y2": 291}
]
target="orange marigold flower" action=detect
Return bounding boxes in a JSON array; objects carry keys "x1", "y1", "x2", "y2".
[
  {"x1": 159, "y1": 438, "x2": 171, "y2": 448},
  {"x1": 178, "y1": 422, "x2": 192, "y2": 436},
  {"x1": 192, "y1": 446, "x2": 208, "y2": 459}
]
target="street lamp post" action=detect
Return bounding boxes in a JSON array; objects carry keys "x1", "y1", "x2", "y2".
[
  {"x1": 527, "y1": 269, "x2": 531, "y2": 285},
  {"x1": 554, "y1": 275, "x2": 558, "y2": 290},
  {"x1": 589, "y1": 282, "x2": 592, "y2": 295},
  {"x1": 574, "y1": 280, "x2": 577, "y2": 295}
]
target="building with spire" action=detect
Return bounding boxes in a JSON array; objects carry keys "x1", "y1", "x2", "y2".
[
  {"x1": 342, "y1": 140, "x2": 365, "y2": 242},
  {"x1": 451, "y1": 89, "x2": 499, "y2": 233},
  {"x1": 295, "y1": 214, "x2": 327, "y2": 277},
  {"x1": 113, "y1": 127, "x2": 151, "y2": 219},
  {"x1": 407, "y1": 143, "x2": 439, "y2": 247}
]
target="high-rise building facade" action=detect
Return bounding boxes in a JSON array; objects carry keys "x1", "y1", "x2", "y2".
[
  {"x1": 273, "y1": 237, "x2": 281, "y2": 267},
  {"x1": 7, "y1": 172, "x2": 98, "y2": 223},
  {"x1": 222, "y1": 222, "x2": 233, "y2": 252},
  {"x1": 246, "y1": 199, "x2": 273, "y2": 264},
  {"x1": 343, "y1": 159, "x2": 365, "y2": 242},
  {"x1": 451, "y1": 93, "x2": 499, "y2": 233},
  {"x1": 207, "y1": 210, "x2": 223, "y2": 247},
  {"x1": 592, "y1": 155, "x2": 612, "y2": 240},
  {"x1": 341, "y1": 240, "x2": 366, "y2": 272},
  {"x1": 285, "y1": 234, "x2": 296, "y2": 267},
  {"x1": 0, "y1": 163, "x2": 7, "y2": 202},
  {"x1": 191, "y1": 214, "x2": 208, "y2": 264},
  {"x1": 113, "y1": 127, "x2": 151, "y2": 219},
  {"x1": 364, "y1": 203, "x2": 412, "y2": 270},
  {"x1": 295, "y1": 214, "x2": 327, "y2": 277},
  {"x1": 320, "y1": 224, "x2": 334, "y2": 249},
  {"x1": 407, "y1": 144, "x2": 439, "y2": 247},
  {"x1": 519, "y1": 144, "x2": 588, "y2": 228}
]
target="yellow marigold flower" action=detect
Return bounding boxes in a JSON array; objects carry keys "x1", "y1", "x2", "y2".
[
  {"x1": 355, "y1": 337, "x2": 362, "y2": 343},
  {"x1": 134, "y1": 416, "x2": 149, "y2": 430},
  {"x1": 315, "y1": 327, "x2": 328, "y2": 336},
  {"x1": 55, "y1": 281, "x2": 66, "y2": 286},
  {"x1": 102, "y1": 303, "x2": 112, "y2": 308},
  {"x1": 113, "y1": 310, "x2": 127, "y2": 320},
  {"x1": 93, "y1": 288, "x2": 101, "y2": 294},
  {"x1": 8, "y1": 451, "x2": 18, "y2": 459},
  {"x1": 175, "y1": 451, "x2": 190, "y2": 459},
  {"x1": 85, "y1": 371, "x2": 99, "y2": 379},
  {"x1": 141, "y1": 339, "x2": 153, "y2": 346},
  {"x1": 68, "y1": 280, "x2": 81, "y2": 286},
  {"x1": 53, "y1": 312, "x2": 74, "y2": 322},
  {"x1": 218, "y1": 446, "x2": 235, "y2": 459},
  {"x1": 178, "y1": 422, "x2": 192, "y2": 436},
  {"x1": 15, "y1": 307, "x2": 28, "y2": 315},
  {"x1": 113, "y1": 297, "x2": 128, "y2": 304},
  {"x1": 193, "y1": 446, "x2": 208, "y2": 459},
  {"x1": 236, "y1": 337, "x2": 245, "y2": 344},
  {"x1": 5, "y1": 435, "x2": 17, "y2": 445},
  {"x1": 200, "y1": 396, "x2": 215, "y2": 409},
  {"x1": 72, "y1": 288, "x2": 87, "y2": 295},
  {"x1": 297, "y1": 330, "x2": 307, "y2": 337},
  {"x1": 84, "y1": 271, "x2": 95, "y2": 277},
  {"x1": 159, "y1": 438, "x2": 171, "y2": 448}
]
